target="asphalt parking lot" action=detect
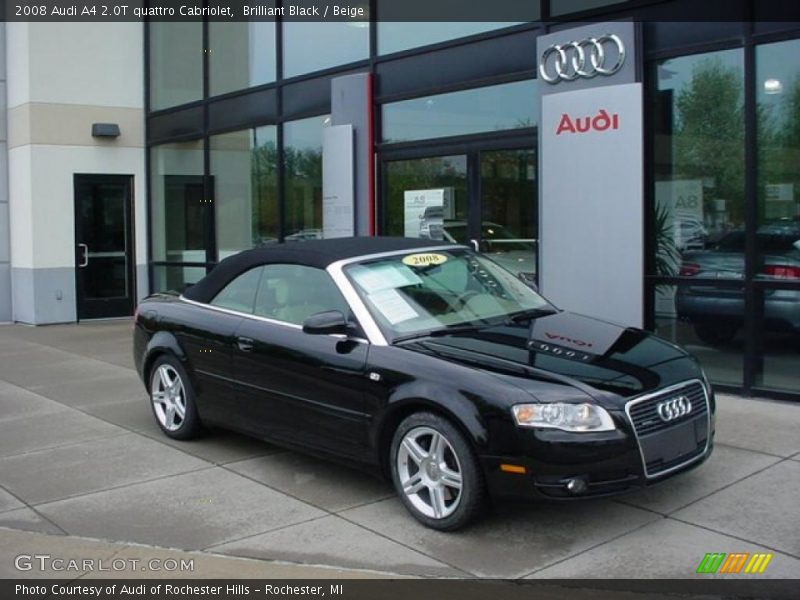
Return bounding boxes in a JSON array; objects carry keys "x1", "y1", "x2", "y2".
[{"x1": 0, "y1": 320, "x2": 798, "y2": 579}]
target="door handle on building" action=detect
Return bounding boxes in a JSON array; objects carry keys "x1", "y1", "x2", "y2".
[
  {"x1": 78, "y1": 244, "x2": 89, "y2": 268},
  {"x1": 469, "y1": 239, "x2": 479, "y2": 252}
]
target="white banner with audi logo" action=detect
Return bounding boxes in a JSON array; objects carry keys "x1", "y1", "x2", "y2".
[{"x1": 538, "y1": 22, "x2": 644, "y2": 328}]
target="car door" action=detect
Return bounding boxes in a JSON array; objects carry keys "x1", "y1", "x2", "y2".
[
  {"x1": 232, "y1": 264, "x2": 371, "y2": 458},
  {"x1": 182, "y1": 266, "x2": 262, "y2": 427}
]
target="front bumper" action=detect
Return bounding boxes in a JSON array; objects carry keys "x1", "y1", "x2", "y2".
[{"x1": 482, "y1": 383, "x2": 715, "y2": 501}]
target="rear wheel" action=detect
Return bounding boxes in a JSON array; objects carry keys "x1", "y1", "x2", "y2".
[
  {"x1": 390, "y1": 412, "x2": 487, "y2": 531},
  {"x1": 149, "y1": 355, "x2": 203, "y2": 440}
]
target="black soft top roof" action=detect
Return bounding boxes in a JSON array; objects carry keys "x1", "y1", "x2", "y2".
[{"x1": 182, "y1": 236, "x2": 456, "y2": 303}]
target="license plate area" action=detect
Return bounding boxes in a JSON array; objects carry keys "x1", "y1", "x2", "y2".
[{"x1": 639, "y1": 416, "x2": 708, "y2": 477}]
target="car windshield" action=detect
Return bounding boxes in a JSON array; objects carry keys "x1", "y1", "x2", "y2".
[{"x1": 344, "y1": 248, "x2": 551, "y2": 342}]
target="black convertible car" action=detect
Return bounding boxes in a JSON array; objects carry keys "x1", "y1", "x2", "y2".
[{"x1": 134, "y1": 237, "x2": 714, "y2": 530}]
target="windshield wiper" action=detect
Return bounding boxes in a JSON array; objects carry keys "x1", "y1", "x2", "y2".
[
  {"x1": 392, "y1": 323, "x2": 487, "y2": 343},
  {"x1": 507, "y1": 307, "x2": 559, "y2": 323}
]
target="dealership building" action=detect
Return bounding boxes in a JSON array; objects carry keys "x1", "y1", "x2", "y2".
[{"x1": 1, "y1": 0, "x2": 799, "y2": 400}]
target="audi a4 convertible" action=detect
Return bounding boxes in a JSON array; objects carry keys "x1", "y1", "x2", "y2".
[{"x1": 134, "y1": 237, "x2": 715, "y2": 530}]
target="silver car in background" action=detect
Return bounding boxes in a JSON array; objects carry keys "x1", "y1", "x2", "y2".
[{"x1": 676, "y1": 223, "x2": 800, "y2": 344}]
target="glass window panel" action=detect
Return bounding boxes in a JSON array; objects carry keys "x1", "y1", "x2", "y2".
[
  {"x1": 211, "y1": 267, "x2": 264, "y2": 313},
  {"x1": 653, "y1": 284, "x2": 743, "y2": 386},
  {"x1": 151, "y1": 265, "x2": 207, "y2": 294},
  {"x1": 282, "y1": 18, "x2": 369, "y2": 78},
  {"x1": 651, "y1": 50, "x2": 745, "y2": 279},
  {"x1": 211, "y1": 127, "x2": 278, "y2": 260},
  {"x1": 284, "y1": 115, "x2": 328, "y2": 240},
  {"x1": 149, "y1": 22, "x2": 203, "y2": 110},
  {"x1": 377, "y1": 22, "x2": 523, "y2": 55},
  {"x1": 254, "y1": 265, "x2": 349, "y2": 324},
  {"x1": 754, "y1": 287, "x2": 800, "y2": 392},
  {"x1": 384, "y1": 155, "x2": 468, "y2": 238},
  {"x1": 480, "y1": 149, "x2": 537, "y2": 281},
  {"x1": 209, "y1": 21, "x2": 276, "y2": 96},
  {"x1": 756, "y1": 39, "x2": 800, "y2": 282},
  {"x1": 550, "y1": 0, "x2": 628, "y2": 16},
  {"x1": 382, "y1": 80, "x2": 538, "y2": 143},
  {"x1": 150, "y1": 141, "x2": 206, "y2": 263}
]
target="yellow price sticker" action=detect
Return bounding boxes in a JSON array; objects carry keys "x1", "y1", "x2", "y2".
[{"x1": 402, "y1": 253, "x2": 448, "y2": 267}]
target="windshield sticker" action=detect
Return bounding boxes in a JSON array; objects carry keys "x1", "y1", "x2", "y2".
[
  {"x1": 402, "y1": 253, "x2": 448, "y2": 268},
  {"x1": 349, "y1": 264, "x2": 422, "y2": 294},
  {"x1": 369, "y1": 288, "x2": 418, "y2": 325}
]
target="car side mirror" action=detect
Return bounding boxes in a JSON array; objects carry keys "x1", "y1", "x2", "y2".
[{"x1": 303, "y1": 310, "x2": 350, "y2": 335}]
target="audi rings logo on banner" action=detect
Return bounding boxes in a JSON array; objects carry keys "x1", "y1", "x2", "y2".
[
  {"x1": 656, "y1": 396, "x2": 693, "y2": 423},
  {"x1": 539, "y1": 34, "x2": 626, "y2": 84}
]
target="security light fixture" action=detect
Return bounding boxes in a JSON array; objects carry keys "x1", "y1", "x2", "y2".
[{"x1": 91, "y1": 123, "x2": 121, "y2": 138}]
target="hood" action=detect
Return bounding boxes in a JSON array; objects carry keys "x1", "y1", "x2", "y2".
[{"x1": 400, "y1": 311, "x2": 702, "y2": 409}]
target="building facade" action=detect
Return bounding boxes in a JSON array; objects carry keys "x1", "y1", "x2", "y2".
[{"x1": 1, "y1": 1, "x2": 799, "y2": 401}]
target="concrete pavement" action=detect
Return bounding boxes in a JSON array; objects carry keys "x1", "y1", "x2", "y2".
[{"x1": 0, "y1": 320, "x2": 798, "y2": 579}]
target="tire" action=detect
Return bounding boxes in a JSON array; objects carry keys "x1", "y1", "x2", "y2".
[
  {"x1": 148, "y1": 355, "x2": 204, "y2": 440},
  {"x1": 694, "y1": 322, "x2": 738, "y2": 346},
  {"x1": 390, "y1": 412, "x2": 487, "y2": 531}
]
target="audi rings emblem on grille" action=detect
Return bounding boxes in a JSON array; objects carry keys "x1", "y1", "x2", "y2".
[
  {"x1": 538, "y1": 34, "x2": 626, "y2": 84},
  {"x1": 656, "y1": 395, "x2": 693, "y2": 422}
]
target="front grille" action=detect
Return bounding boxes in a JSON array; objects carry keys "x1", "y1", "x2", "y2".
[
  {"x1": 626, "y1": 380, "x2": 711, "y2": 479},
  {"x1": 628, "y1": 381, "x2": 708, "y2": 436}
]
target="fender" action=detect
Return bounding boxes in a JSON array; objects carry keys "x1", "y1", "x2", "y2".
[
  {"x1": 142, "y1": 330, "x2": 191, "y2": 390},
  {"x1": 373, "y1": 380, "x2": 491, "y2": 459}
]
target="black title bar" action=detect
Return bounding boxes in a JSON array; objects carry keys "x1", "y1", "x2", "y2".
[{"x1": 2, "y1": 0, "x2": 800, "y2": 22}]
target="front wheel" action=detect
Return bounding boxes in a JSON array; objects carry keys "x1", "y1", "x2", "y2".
[
  {"x1": 149, "y1": 355, "x2": 203, "y2": 440},
  {"x1": 390, "y1": 412, "x2": 487, "y2": 531}
]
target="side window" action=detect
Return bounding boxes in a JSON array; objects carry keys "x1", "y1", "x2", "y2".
[
  {"x1": 254, "y1": 264, "x2": 350, "y2": 325},
  {"x1": 210, "y1": 267, "x2": 264, "y2": 314}
]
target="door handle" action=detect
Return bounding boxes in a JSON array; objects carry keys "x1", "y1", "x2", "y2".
[
  {"x1": 78, "y1": 244, "x2": 89, "y2": 268},
  {"x1": 469, "y1": 239, "x2": 479, "y2": 252},
  {"x1": 236, "y1": 337, "x2": 254, "y2": 352}
]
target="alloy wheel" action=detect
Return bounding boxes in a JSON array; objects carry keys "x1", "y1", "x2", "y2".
[
  {"x1": 396, "y1": 426, "x2": 464, "y2": 519},
  {"x1": 151, "y1": 364, "x2": 187, "y2": 432}
]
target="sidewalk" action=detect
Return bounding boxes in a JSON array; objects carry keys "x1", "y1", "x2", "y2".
[{"x1": 0, "y1": 320, "x2": 798, "y2": 579}]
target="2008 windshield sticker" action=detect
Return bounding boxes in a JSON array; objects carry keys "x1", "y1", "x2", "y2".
[{"x1": 402, "y1": 253, "x2": 448, "y2": 267}]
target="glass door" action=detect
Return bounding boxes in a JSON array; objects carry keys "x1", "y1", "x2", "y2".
[
  {"x1": 478, "y1": 148, "x2": 538, "y2": 284},
  {"x1": 383, "y1": 154, "x2": 469, "y2": 240},
  {"x1": 74, "y1": 175, "x2": 135, "y2": 319},
  {"x1": 381, "y1": 141, "x2": 537, "y2": 283}
]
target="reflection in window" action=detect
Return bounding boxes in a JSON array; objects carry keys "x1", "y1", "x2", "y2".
[
  {"x1": 210, "y1": 127, "x2": 278, "y2": 259},
  {"x1": 382, "y1": 80, "x2": 538, "y2": 143},
  {"x1": 550, "y1": 0, "x2": 628, "y2": 16},
  {"x1": 384, "y1": 156, "x2": 468, "y2": 238},
  {"x1": 149, "y1": 22, "x2": 203, "y2": 110},
  {"x1": 152, "y1": 265, "x2": 207, "y2": 295},
  {"x1": 377, "y1": 22, "x2": 522, "y2": 55},
  {"x1": 652, "y1": 50, "x2": 745, "y2": 280},
  {"x1": 652, "y1": 285, "x2": 742, "y2": 386},
  {"x1": 757, "y1": 39, "x2": 800, "y2": 282},
  {"x1": 754, "y1": 287, "x2": 800, "y2": 392},
  {"x1": 282, "y1": 18, "x2": 369, "y2": 78},
  {"x1": 150, "y1": 141, "x2": 206, "y2": 263},
  {"x1": 209, "y1": 21, "x2": 276, "y2": 96},
  {"x1": 284, "y1": 116, "x2": 328, "y2": 240},
  {"x1": 481, "y1": 149, "x2": 537, "y2": 282}
]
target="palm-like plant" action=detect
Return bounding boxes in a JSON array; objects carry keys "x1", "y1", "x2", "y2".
[{"x1": 654, "y1": 201, "x2": 681, "y2": 279}]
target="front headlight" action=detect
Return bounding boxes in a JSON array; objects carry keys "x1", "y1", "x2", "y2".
[{"x1": 512, "y1": 403, "x2": 616, "y2": 432}]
